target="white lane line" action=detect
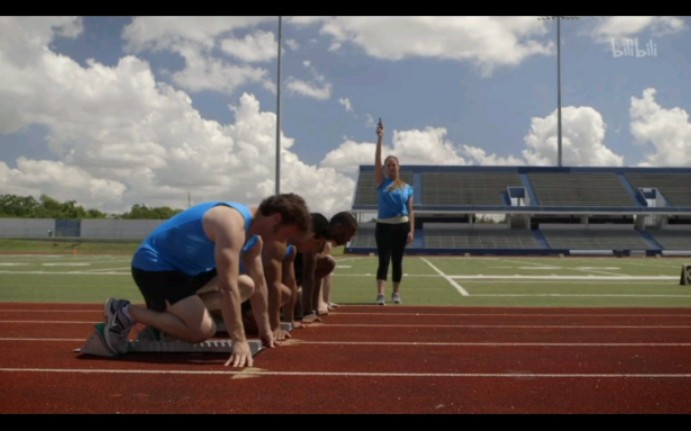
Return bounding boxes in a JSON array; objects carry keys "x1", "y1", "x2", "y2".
[
  {"x1": 1, "y1": 309, "x2": 690, "y2": 318},
  {"x1": 472, "y1": 293, "x2": 691, "y2": 297},
  {"x1": 1, "y1": 368, "x2": 690, "y2": 378},
  {"x1": 420, "y1": 257, "x2": 469, "y2": 296},
  {"x1": 0, "y1": 320, "x2": 100, "y2": 324},
  {"x1": 3, "y1": 337, "x2": 691, "y2": 347},
  {"x1": 294, "y1": 323, "x2": 691, "y2": 329},
  {"x1": 0, "y1": 337, "x2": 85, "y2": 342},
  {"x1": 0, "y1": 271, "x2": 129, "y2": 275},
  {"x1": 3, "y1": 321, "x2": 691, "y2": 329},
  {"x1": 290, "y1": 340, "x2": 691, "y2": 347},
  {"x1": 330, "y1": 311, "x2": 691, "y2": 317},
  {"x1": 0, "y1": 310, "x2": 100, "y2": 313},
  {"x1": 335, "y1": 274, "x2": 678, "y2": 280}
]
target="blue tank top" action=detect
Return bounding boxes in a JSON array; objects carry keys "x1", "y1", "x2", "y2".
[
  {"x1": 132, "y1": 201, "x2": 252, "y2": 275},
  {"x1": 377, "y1": 178, "x2": 414, "y2": 219}
]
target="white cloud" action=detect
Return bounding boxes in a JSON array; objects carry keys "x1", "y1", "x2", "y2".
[
  {"x1": 0, "y1": 158, "x2": 127, "y2": 209},
  {"x1": 170, "y1": 43, "x2": 269, "y2": 94},
  {"x1": 321, "y1": 127, "x2": 468, "y2": 177},
  {"x1": 522, "y1": 106, "x2": 623, "y2": 166},
  {"x1": 122, "y1": 17, "x2": 272, "y2": 53},
  {"x1": 285, "y1": 38, "x2": 299, "y2": 51},
  {"x1": 122, "y1": 17, "x2": 275, "y2": 95},
  {"x1": 630, "y1": 88, "x2": 691, "y2": 167},
  {"x1": 0, "y1": 17, "x2": 82, "y2": 68},
  {"x1": 285, "y1": 60, "x2": 333, "y2": 100},
  {"x1": 286, "y1": 78, "x2": 331, "y2": 100},
  {"x1": 338, "y1": 97, "x2": 353, "y2": 112},
  {"x1": 460, "y1": 146, "x2": 525, "y2": 166},
  {"x1": 219, "y1": 30, "x2": 277, "y2": 63},
  {"x1": 590, "y1": 16, "x2": 686, "y2": 43},
  {"x1": 0, "y1": 17, "x2": 356, "y2": 215},
  {"x1": 307, "y1": 16, "x2": 551, "y2": 77}
]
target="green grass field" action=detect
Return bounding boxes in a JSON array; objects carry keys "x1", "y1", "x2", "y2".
[{"x1": 1, "y1": 239, "x2": 690, "y2": 307}]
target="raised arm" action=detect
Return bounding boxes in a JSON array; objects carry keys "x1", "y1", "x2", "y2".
[{"x1": 375, "y1": 118, "x2": 384, "y2": 187}]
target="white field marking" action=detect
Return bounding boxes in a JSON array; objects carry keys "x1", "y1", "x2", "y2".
[
  {"x1": 2, "y1": 309, "x2": 690, "y2": 319},
  {"x1": 334, "y1": 274, "x2": 677, "y2": 280},
  {"x1": 2, "y1": 337, "x2": 691, "y2": 348},
  {"x1": 294, "y1": 323, "x2": 691, "y2": 329},
  {"x1": 4, "y1": 320, "x2": 691, "y2": 329},
  {"x1": 575, "y1": 267, "x2": 624, "y2": 277},
  {"x1": 41, "y1": 262, "x2": 90, "y2": 267},
  {"x1": 419, "y1": 257, "x2": 469, "y2": 296},
  {"x1": 72, "y1": 267, "x2": 130, "y2": 273},
  {"x1": 289, "y1": 340, "x2": 691, "y2": 347},
  {"x1": 0, "y1": 263, "x2": 28, "y2": 266},
  {"x1": 1, "y1": 368, "x2": 691, "y2": 379},
  {"x1": 334, "y1": 257, "x2": 366, "y2": 263},
  {"x1": 335, "y1": 265, "x2": 352, "y2": 269},
  {"x1": 0, "y1": 270, "x2": 129, "y2": 275},
  {"x1": 577, "y1": 267, "x2": 621, "y2": 270},
  {"x1": 472, "y1": 293, "x2": 691, "y2": 298},
  {"x1": 0, "y1": 337, "x2": 86, "y2": 342},
  {"x1": 466, "y1": 279, "x2": 675, "y2": 284},
  {"x1": 516, "y1": 266, "x2": 562, "y2": 270},
  {"x1": 501, "y1": 258, "x2": 562, "y2": 269},
  {"x1": 331, "y1": 311, "x2": 691, "y2": 318},
  {"x1": 0, "y1": 320, "x2": 100, "y2": 324},
  {"x1": 0, "y1": 309, "x2": 102, "y2": 313},
  {"x1": 450, "y1": 275, "x2": 676, "y2": 280}
]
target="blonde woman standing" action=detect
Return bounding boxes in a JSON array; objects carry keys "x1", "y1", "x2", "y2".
[{"x1": 374, "y1": 119, "x2": 414, "y2": 305}]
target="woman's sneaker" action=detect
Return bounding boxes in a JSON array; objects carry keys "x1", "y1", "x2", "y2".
[
  {"x1": 392, "y1": 293, "x2": 402, "y2": 304},
  {"x1": 376, "y1": 294, "x2": 386, "y2": 305},
  {"x1": 104, "y1": 297, "x2": 134, "y2": 355}
]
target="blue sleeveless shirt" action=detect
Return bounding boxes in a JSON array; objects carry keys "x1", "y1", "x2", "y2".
[{"x1": 132, "y1": 201, "x2": 252, "y2": 275}]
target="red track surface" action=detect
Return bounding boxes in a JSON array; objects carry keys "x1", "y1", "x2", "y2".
[{"x1": 1, "y1": 303, "x2": 690, "y2": 414}]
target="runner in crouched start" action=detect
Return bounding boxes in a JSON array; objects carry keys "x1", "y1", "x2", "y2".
[{"x1": 102, "y1": 194, "x2": 311, "y2": 368}]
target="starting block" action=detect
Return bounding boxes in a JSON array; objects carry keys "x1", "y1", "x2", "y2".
[{"x1": 75, "y1": 323, "x2": 264, "y2": 357}]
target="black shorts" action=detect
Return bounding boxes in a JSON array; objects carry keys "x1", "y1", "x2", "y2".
[{"x1": 131, "y1": 267, "x2": 217, "y2": 312}]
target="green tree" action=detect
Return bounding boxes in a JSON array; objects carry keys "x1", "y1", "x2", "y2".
[{"x1": 0, "y1": 194, "x2": 40, "y2": 217}]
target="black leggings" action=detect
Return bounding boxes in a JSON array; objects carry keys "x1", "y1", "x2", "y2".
[{"x1": 375, "y1": 222, "x2": 410, "y2": 283}]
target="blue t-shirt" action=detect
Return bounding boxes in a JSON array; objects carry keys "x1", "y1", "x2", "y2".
[
  {"x1": 377, "y1": 178, "x2": 414, "y2": 219},
  {"x1": 132, "y1": 201, "x2": 252, "y2": 275}
]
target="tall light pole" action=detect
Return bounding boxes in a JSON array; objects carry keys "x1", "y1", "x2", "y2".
[
  {"x1": 275, "y1": 16, "x2": 283, "y2": 195},
  {"x1": 540, "y1": 16, "x2": 579, "y2": 167},
  {"x1": 556, "y1": 16, "x2": 562, "y2": 167}
]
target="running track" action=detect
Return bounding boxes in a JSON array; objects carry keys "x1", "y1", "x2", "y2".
[{"x1": 1, "y1": 303, "x2": 690, "y2": 414}]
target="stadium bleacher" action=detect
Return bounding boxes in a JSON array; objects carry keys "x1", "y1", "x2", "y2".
[{"x1": 347, "y1": 165, "x2": 691, "y2": 256}]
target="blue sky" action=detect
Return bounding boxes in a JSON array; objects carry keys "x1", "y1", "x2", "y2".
[{"x1": 1, "y1": 16, "x2": 689, "y2": 216}]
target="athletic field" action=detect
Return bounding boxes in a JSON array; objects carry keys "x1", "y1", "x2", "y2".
[{"x1": 1, "y1": 247, "x2": 690, "y2": 307}]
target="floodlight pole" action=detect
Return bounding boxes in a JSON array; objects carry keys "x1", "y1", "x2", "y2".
[
  {"x1": 557, "y1": 16, "x2": 562, "y2": 168},
  {"x1": 275, "y1": 16, "x2": 283, "y2": 195}
]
